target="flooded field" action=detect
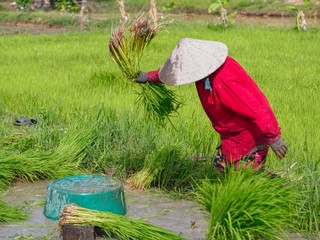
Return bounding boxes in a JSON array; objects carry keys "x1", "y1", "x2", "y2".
[{"x1": 0, "y1": 180, "x2": 208, "y2": 239}]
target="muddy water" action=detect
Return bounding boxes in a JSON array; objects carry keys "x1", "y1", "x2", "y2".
[{"x1": 0, "y1": 180, "x2": 208, "y2": 239}]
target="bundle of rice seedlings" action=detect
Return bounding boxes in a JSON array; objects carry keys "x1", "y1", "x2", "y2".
[
  {"x1": 125, "y1": 145, "x2": 187, "y2": 190},
  {"x1": 0, "y1": 126, "x2": 97, "y2": 191},
  {"x1": 0, "y1": 168, "x2": 14, "y2": 191},
  {"x1": 59, "y1": 204, "x2": 185, "y2": 240},
  {"x1": 194, "y1": 168, "x2": 298, "y2": 240},
  {"x1": 0, "y1": 127, "x2": 98, "y2": 223},
  {"x1": 0, "y1": 199, "x2": 28, "y2": 223},
  {"x1": 108, "y1": 0, "x2": 181, "y2": 124}
]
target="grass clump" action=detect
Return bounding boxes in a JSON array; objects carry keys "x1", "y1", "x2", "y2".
[
  {"x1": 125, "y1": 144, "x2": 193, "y2": 190},
  {"x1": 59, "y1": 204, "x2": 185, "y2": 240},
  {"x1": 194, "y1": 168, "x2": 298, "y2": 240},
  {"x1": 0, "y1": 126, "x2": 97, "y2": 187},
  {"x1": 0, "y1": 199, "x2": 28, "y2": 223},
  {"x1": 294, "y1": 156, "x2": 320, "y2": 234},
  {"x1": 0, "y1": 125, "x2": 97, "y2": 223}
]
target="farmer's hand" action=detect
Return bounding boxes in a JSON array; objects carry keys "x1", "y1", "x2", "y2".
[
  {"x1": 271, "y1": 138, "x2": 287, "y2": 159},
  {"x1": 132, "y1": 71, "x2": 148, "y2": 83}
]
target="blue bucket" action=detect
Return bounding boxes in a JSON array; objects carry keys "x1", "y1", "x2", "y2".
[{"x1": 43, "y1": 175, "x2": 127, "y2": 221}]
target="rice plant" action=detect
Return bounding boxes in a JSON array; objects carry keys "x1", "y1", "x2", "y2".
[
  {"x1": 0, "y1": 126, "x2": 97, "y2": 223},
  {"x1": 194, "y1": 168, "x2": 299, "y2": 240},
  {"x1": 108, "y1": 0, "x2": 181, "y2": 124},
  {"x1": 294, "y1": 156, "x2": 320, "y2": 234},
  {"x1": 0, "y1": 126, "x2": 97, "y2": 187},
  {"x1": 0, "y1": 199, "x2": 28, "y2": 223},
  {"x1": 125, "y1": 144, "x2": 194, "y2": 190},
  {"x1": 58, "y1": 204, "x2": 185, "y2": 240}
]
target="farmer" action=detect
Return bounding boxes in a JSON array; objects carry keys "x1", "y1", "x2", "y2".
[{"x1": 133, "y1": 38, "x2": 287, "y2": 174}]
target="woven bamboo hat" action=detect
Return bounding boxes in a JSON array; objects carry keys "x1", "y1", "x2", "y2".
[{"x1": 159, "y1": 38, "x2": 228, "y2": 86}]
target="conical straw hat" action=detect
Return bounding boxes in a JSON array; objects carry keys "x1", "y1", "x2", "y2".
[{"x1": 159, "y1": 38, "x2": 228, "y2": 86}]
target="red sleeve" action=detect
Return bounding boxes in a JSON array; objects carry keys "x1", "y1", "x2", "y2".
[
  {"x1": 217, "y1": 79, "x2": 281, "y2": 144},
  {"x1": 147, "y1": 69, "x2": 163, "y2": 83}
]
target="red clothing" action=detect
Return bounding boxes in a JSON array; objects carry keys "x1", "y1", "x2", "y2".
[{"x1": 148, "y1": 56, "x2": 281, "y2": 162}]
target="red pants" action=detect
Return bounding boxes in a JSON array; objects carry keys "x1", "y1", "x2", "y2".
[{"x1": 213, "y1": 146, "x2": 269, "y2": 173}]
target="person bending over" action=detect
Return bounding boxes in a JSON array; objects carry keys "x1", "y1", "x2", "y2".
[{"x1": 134, "y1": 38, "x2": 287, "y2": 174}]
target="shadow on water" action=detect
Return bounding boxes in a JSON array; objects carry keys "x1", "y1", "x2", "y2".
[{"x1": 0, "y1": 180, "x2": 208, "y2": 239}]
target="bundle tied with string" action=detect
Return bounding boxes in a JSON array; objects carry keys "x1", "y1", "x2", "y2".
[
  {"x1": 108, "y1": 0, "x2": 181, "y2": 124},
  {"x1": 58, "y1": 204, "x2": 185, "y2": 240}
]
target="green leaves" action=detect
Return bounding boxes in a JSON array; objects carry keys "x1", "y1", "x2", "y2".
[
  {"x1": 195, "y1": 169, "x2": 299, "y2": 239},
  {"x1": 0, "y1": 126, "x2": 97, "y2": 223},
  {"x1": 208, "y1": 2, "x2": 222, "y2": 13},
  {"x1": 286, "y1": 6, "x2": 298, "y2": 12},
  {"x1": 0, "y1": 200, "x2": 28, "y2": 223},
  {"x1": 126, "y1": 144, "x2": 191, "y2": 190}
]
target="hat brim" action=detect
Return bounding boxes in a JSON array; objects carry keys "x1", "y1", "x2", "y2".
[{"x1": 159, "y1": 38, "x2": 228, "y2": 86}]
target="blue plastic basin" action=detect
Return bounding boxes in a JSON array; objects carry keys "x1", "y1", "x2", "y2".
[{"x1": 43, "y1": 175, "x2": 127, "y2": 221}]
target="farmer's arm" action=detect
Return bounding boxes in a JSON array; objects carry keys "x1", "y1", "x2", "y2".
[
  {"x1": 133, "y1": 70, "x2": 162, "y2": 83},
  {"x1": 217, "y1": 79, "x2": 287, "y2": 158}
]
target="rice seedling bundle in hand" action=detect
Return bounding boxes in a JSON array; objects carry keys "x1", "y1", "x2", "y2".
[
  {"x1": 59, "y1": 204, "x2": 185, "y2": 240},
  {"x1": 108, "y1": 0, "x2": 181, "y2": 124},
  {"x1": 194, "y1": 168, "x2": 298, "y2": 240}
]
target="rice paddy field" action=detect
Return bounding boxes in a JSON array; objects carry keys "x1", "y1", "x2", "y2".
[{"x1": 0, "y1": 2, "x2": 320, "y2": 239}]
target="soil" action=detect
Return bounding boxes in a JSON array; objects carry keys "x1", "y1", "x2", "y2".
[
  {"x1": 0, "y1": 7, "x2": 319, "y2": 35},
  {"x1": 0, "y1": 22, "x2": 67, "y2": 34}
]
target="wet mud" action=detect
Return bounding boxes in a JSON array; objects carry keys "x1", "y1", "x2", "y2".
[{"x1": 0, "y1": 180, "x2": 208, "y2": 239}]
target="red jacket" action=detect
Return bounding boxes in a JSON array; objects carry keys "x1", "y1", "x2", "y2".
[{"x1": 147, "y1": 56, "x2": 281, "y2": 161}]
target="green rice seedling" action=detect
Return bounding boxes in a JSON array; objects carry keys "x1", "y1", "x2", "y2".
[
  {"x1": 0, "y1": 126, "x2": 97, "y2": 190},
  {"x1": 0, "y1": 169, "x2": 14, "y2": 191},
  {"x1": 194, "y1": 168, "x2": 299, "y2": 240},
  {"x1": 294, "y1": 156, "x2": 320, "y2": 234},
  {"x1": 0, "y1": 150, "x2": 77, "y2": 186},
  {"x1": 108, "y1": 0, "x2": 181, "y2": 124},
  {"x1": 154, "y1": 148, "x2": 194, "y2": 190},
  {"x1": 0, "y1": 199, "x2": 28, "y2": 223},
  {"x1": 53, "y1": 126, "x2": 98, "y2": 164},
  {"x1": 58, "y1": 204, "x2": 185, "y2": 240},
  {"x1": 125, "y1": 144, "x2": 193, "y2": 190},
  {"x1": 0, "y1": 126, "x2": 98, "y2": 223}
]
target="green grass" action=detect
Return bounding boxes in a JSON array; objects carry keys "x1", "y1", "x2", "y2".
[
  {"x1": 63, "y1": 0, "x2": 320, "y2": 13},
  {"x1": 0, "y1": 16, "x2": 319, "y2": 236}
]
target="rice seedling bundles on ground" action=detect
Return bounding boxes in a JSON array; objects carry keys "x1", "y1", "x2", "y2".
[
  {"x1": 59, "y1": 204, "x2": 185, "y2": 240},
  {"x1": 125, "y1": 145, "x2": 191, "y2": 190},
  {"x1": 0, "y1": 127, "x2": 97, "y2": 223},
  {"x1": 194, "y1": 168, "x2": 298, "y2": 240},
  {"x1": 108, "y1": 0, "x2": 181, "y2": 124},
  {"x1": 0, "y1": 199, "x2": 28, "y2": 223}
]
